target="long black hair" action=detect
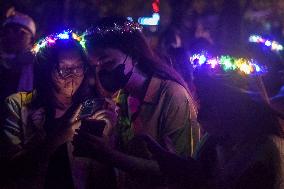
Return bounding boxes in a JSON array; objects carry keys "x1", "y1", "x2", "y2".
[{"x1": 195, "y1": 70, "x2": 284, "y2": 138}]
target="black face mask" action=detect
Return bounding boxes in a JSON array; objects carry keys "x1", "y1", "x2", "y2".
[{"x1": 98, "y1": 64, "x2": 132, "y2": 93}]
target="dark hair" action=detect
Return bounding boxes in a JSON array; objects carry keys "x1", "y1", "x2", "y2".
[
  {"x1": 85, "y1": 17, "x2": 191, "y2": 94},
  {"x1": 158, "y1": 27, "x2": 182, "y2": 51},
  {"x1": 195, "y1": 71, "x2": 283, "y2": 138},
  {"x1": 33, "y1": 39, "x2": 89, "y2": 111}
]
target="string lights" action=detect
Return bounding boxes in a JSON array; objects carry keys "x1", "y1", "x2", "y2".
[
  {"x1": 31, "y1": 30, "x2": 86, "y2": 54},
  {"x1": 138, "y1": 0, "x2": 160, "y2": 26},
  {"x1": 85, "y1": 21, "x2": 142, "y2": 36},
  {"x1": 189, "y1": 53, "x2": 266, "y2": 75},
  {"x1": 249, "y1": 34, "x2": 283, "y2": 52}
]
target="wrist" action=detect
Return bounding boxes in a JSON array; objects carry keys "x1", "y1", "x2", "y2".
[{"x1": 102, "y1": 148, "x2": 119, "y2": 165}]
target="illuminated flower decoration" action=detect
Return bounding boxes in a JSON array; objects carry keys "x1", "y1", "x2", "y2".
[
  {"x1": 85, "y1": 21, "x2": 143, "y2": 36},
  {"x1": 249, "y1": 34, "x2": 283, "y2": 52},
  {"x1": 189, "y1": 53, "x2": 266, "y2": 75},
  {"x1": 31, "y1": 30, "x2": 86, "y2": 54}
]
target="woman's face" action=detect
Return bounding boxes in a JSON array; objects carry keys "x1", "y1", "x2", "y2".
[
  {"x1": 88, "y1": 48, "x2": 133, "y2": 96},
  {"x1": 52, "y1": 50, "x2": 85, "y2": 98}
]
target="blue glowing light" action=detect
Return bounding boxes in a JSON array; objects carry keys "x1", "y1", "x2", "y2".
[
  {"x1": 57, "y1": 32, "x2": 70, "y2": 39},
  {"x1": 127, "y1": 17, "x2": 133, "y2": 22},
  {"x1": 265, "y1": 40, "x2": 272, "y2": 47},
  {"x1": 138, "y1": 13, "x2": 160, "y2": 26}
]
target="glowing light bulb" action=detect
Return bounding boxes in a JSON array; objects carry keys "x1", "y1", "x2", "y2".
[{"x1": 57, "y1": 31, "x2": 70, "y2": 39}]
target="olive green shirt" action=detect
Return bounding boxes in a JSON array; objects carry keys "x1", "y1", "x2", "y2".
[
  {"x1": 116, "y1": 77, "x2": 199, "y2": 189},
  {"x1": 117, "y1": 76, "x2": 198, "y2": 157}
]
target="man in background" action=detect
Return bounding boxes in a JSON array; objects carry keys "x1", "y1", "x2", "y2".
[{"x1": 0, "y1": 8, "x2": 36, "y2": 121}]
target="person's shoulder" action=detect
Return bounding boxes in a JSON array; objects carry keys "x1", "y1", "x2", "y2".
[
  {"x1": 160, "y1": 78, "x2": 190, "y2": 99},
  {"x1": 5, "y1": 92, "x2": 34, "y2": 108},
  {"x1": 268, "y1": 135, "x2": 284, "y2": 156},
  {"x1": 161, "y1": 78, "x2": 197, "y2": 113},
  {"x1": 159, "y1": 78, "x2": 187, "y2": 92},
  {"x1": 249, "y1": 135, "x2": 283, "y2": 164}
]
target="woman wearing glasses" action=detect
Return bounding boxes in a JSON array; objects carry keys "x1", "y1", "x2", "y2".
[{"x1": 0, "y1": 32, "x2": 116, "y2": 189}]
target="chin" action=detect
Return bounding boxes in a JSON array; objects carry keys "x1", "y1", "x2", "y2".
[{"x1": 61, "y1": 90, "x2": 76, "y2": 98}]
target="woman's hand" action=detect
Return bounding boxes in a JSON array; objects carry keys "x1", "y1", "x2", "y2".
[
  {"x1": 72, "y1": 130, "x2": 113, "y2": 161},
  {"x1": 72, "y1": 99, "x2": 118, "y2": 159},
  {"x1": 134, "y1": 134, "x2": 168, "y2": 158},
  {"x1": 87, "y1": 98, "x2": 118, "y2": 137},
  {"x1": 70, "y1": 104, "x2": 82, "y2": 132},
  {"x1": 45, "y1": 104, "x2": 82, "y2": 152}
]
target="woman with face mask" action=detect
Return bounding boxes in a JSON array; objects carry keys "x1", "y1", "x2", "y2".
[
  {"x1": 73, "y1": 17, "x2": 198, "y2": 189},
  {"x1": 0, "y1": 31, "x2": 116, "y2": 189}
]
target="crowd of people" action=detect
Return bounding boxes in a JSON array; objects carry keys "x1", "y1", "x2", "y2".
[{"x1": 0, "y1": 7, "x2": 283, "y2": 189}]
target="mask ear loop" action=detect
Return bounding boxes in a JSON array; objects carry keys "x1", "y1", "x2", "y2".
[
  {"x1": 122, "y1": 54, "x2": 135, "y2": 75},
  {"x1": 122, "y1": 54, "x2": 128, "y2": 65},
  {"x1": 123, "y1": 54, "x2": 138, "y2": 73},
  {"x1": 70, "y1": 78, "x2": 74, "y2": 97}
]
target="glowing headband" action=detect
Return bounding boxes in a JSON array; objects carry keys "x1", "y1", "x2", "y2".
[
  {"x1": 190, "y1": 53, "x2": 266, "y2": 75},
  {"x1": 249, "y1": 34, "x2": 283, "y2": 52},
  {"x1": 85, "y1": 21, "x2": 143, "y2": 36},
  {"x1": 31, "y1": 30, "x2": 86, "y2": 54}
]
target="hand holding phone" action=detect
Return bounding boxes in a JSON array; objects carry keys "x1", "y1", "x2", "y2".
[
  {"x1": 78, "y1": 98, "x2": 118, "y2": 137},
  {"x1": 79, "y1": 98, "x2": 105, "y2": 119},
  {"x1": 73, "y1": 98, "x2": 118, "y2": 158}
]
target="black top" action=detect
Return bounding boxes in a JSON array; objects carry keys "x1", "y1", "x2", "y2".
[{"x1": 44, "y1": 106, "x2": 78, "y2": 189}]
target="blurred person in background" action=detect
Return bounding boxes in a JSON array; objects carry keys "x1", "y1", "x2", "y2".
[
  {"x1": 139, "y1": 69, "x2": 284, "y2": 189},
  {"x1": 0, "y1": 9, "x2": 36, "y2": 123},
  {"x1": 189, "y1": 13, "x2": 219, "y2": 55},
  {"x1": 158, "y1": 27, "x2": 195, "y2": 93}
]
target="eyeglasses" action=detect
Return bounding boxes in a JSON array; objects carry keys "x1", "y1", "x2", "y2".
[{"x1": 57, "y1": 65, "x2": 86, "y2": 79}]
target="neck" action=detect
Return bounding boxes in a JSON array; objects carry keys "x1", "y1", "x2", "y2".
[
  {"x1": 125, "y1": 67, "x2": 149, "y2": 100},
  {"x1": 54, "y1": 92, "x2": 72, "y2": 110}
]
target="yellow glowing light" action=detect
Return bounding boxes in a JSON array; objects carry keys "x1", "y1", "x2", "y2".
[
  {"x1": 31, "y1": 45, "x2": 40, "y2": 54},
  {"x1": 235, "y1": 58, "x2": 253, "y2": 74},
  {"x1": 72, "y1": 33, "x2": 81, "y2": 41}
]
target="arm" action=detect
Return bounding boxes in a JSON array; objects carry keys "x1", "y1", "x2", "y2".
[
  {"x1": 0, "y1": 94, "x2": 78, "y2": 189},
  {"x1": 107, "y1": 148, "x2": 161, "y2": 177},
  {"x1": 0, "y1": 95, "x2": 49, "y2": 189},
  {"x1": 74, "y1": 98, "x2": 162, "y2": 177},
  {"x1": 74, "y1": 128, "x2": 162, "y2": 177},
  {"x1": 160, "y1": 82, "x2": 195, "y2": 157},
  {"x1": 74, "y1": 83, "x2": 195, "y2": 177},
  {"x1": 114, "y1": 82, "x2": 195, "y2": 175},
  {"x1": 136, "y1": 134, "x2": 204, "y2": 189}
]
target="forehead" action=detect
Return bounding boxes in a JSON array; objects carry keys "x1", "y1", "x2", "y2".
[
  {"x1": 3, "y1": 23, "x2": 32, "y2": 35},
  {"x1": 58, "y1": 50, "x2": 83, "y2": 66},
  {"x1": 90, "y1": 48, "x2": 124, "y2": 58}
]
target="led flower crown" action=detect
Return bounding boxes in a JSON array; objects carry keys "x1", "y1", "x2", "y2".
[
  {"x1": 31, "y1": 30, "x2": 86, "y2": 54},
  {"x1": 84, "y1": 21, "x2": 143, "y2": 36},
  {"x1": 190, "y1": 52, "x2": 267, "y2": 75},
  {"x1": 249, "y1": 34, "x2": 283, "y2": 52}
]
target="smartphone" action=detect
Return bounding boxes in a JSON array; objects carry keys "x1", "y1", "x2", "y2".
[
  {"x1": 79, "y1": 98, "x2": 105, "y2": 119},
  {"x1": 73, "y1": 120, "x2": 105, "y2": 157},
  {"x1": 80, "y1": 119, "x2": 105, "y2": 137}
]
